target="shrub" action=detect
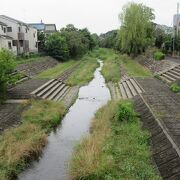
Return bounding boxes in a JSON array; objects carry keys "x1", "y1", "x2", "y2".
[
  {"x1": 154, "y1": 51, "x2": 165, "y2": 60},
  {"x1": 170, "y1": 83, "x2": 180, "y2": 93},
  {"x1": 0, "y1": 49, "x2": 16, "y2": 101},
  {"x1": 116, "y1": 100, "x2": 137, "y2": 122},
  {"x1": 45, "y1": 32, "x2": 69, "y2": 60}
]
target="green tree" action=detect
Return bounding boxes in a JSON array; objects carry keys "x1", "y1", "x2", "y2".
[
  {"x1": 38, "y1": 31, "x2": 46, "y2": 52},
  {"x1": 45, "y1": 32, "x2": 69, "y2": 60},
  {"x1": 119, "y1": 3, "x2": 155, "y2": 55},
  {"x1": 60, "y1": 25, "x2": 95, "y2": 58},
  {"x1": 0, "y1": 49, "x2": 16, "y2": 101}
]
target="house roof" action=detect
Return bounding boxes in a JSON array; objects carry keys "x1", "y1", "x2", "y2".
[
  {"x1": 0, "y1": 21, "x2": 7, "y2": 26},
  {"x1": 44, "y1": 24, "x2": 57, "y2": 32},
  {"x1": 0, "y1": 15, "x2": 28, "y2": 26},
  {"x1": 29, "y1": 23, "x2": 45, "y2": 30}
]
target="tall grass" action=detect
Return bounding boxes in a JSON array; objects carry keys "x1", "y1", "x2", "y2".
[
  {"x1": 69, "y1": 101, "x2": 160, "y2": 179},
  {"x1": 120, "y1": 54, "x2": 152, "y2": 77},
  {"x1": 35, "y1": 60, "x2": 78, "y2": 79},
  {"x1": 0, "y1": 100, "x2": 65, "y2": 180},
  {"x1": 67, "y1": 56, "x2": 99, "y2": 86}
]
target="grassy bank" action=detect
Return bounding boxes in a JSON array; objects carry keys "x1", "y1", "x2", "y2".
[
  {"x1": 35, "y1": 60, "x2": 78, "y2": 79},
  {"x1": 0, "y1": 100, "x2": 65, "y2": 180},
  {"x1": 67, "y1": 56, "x2": 98, "y2": 86},
  {"x1": 16, "y1": 55, "x2": 46, "y2": 65},
  {"x1": 120, "y1": 54, "x2": 152, "y2": 77},
  {"x1": 90, "y1": 48, "x2": 152, "y2": 83},
  {"x1": 69, "y1": 100, "x2": 160, "y2": 179}
]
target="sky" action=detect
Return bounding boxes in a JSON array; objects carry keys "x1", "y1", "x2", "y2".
[{"x1": 0, "y1": 0, "x2": 179, "y2": 34}]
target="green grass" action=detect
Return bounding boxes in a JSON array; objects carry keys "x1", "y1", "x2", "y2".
[
  {"x1": 120, "y1": 54, "x2": 152, "y2": 77},
  {"x1": 67, "y1": 56, "x2": 99, "y2": 86},
  {"x1": 16, "y1": 55, "x2": 46, "y2": 65},
  {"x1": 89, "y1": 48, "x2": 152, "y2": 83},
  {"x1": 35, "y1": 60, "x2": 78, "y2": 79},
  {"x1": 0, "y1": 100, "x2": 65, "y2": 180},
  {"x1": 69, "y1": 100, "x2": 160, "y2": 180},
  {"x1": 89, "y1": 48, "x2": 121, "y2": 83},
  {"x1": 170, "y1": 83, "x2": 180, "y2": 93}
]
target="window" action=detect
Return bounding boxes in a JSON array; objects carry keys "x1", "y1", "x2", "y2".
[
  {"x1": 1, "y1": 26, "x2": 3, "y2": 31},
  {"x1": 25, "y1": 28, "x2": 28, "y2": 33},
  {"x1": 12, "y1": 40, "x2": 17, "y2": 46},
  {"x1": 33, "y1": 33, "x2": 36, "y2": 38},
  {"x1": 18, "y1": 27, "x2": 21, "y2": 32},
  {"x1": 8, "y1": 41, "x2": 12, "y2": 49},
  {"x1": 7, "y1": 27, "x2": 12, "y2": 32},
  {"x1": 4, "y1": 27, "x2": 6, "y2": 33},
  {"x1": 35, "y1": 42, "x2": 38, "y2": 48}
]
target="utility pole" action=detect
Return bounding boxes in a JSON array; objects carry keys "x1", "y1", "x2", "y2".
[{"x1": 173, "y1": 2, "x2": 179, "y2": 55}]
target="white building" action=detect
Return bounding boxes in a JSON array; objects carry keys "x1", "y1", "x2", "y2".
[{"x1": 0, "y1": 15, "x2": 38, "y2": 55}]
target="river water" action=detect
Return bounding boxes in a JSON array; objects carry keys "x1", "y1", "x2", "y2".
[{"x1": 19, "y1": 60, "x2": 111, "y2": 180}]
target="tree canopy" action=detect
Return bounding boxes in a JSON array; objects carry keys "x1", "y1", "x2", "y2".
[
  {"x1": 119, "y1": 3, "x2": 155, "y2": 55},
  {"x1": 45, "y1": 24, "x2": 97, "y2": 60}
]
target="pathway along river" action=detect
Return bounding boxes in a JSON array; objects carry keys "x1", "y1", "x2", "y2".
[{"x1": 19, "y1": 60, "x2": 111, "y2": 180}]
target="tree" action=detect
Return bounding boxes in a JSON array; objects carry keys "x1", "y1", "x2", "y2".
[
  {"x1": 119, "y1": 3, "x2": 155, "y2": 55},
  {"x1": 37, "y1": 31, "x2": 46, "y2": 52},
  {"x1": 60, "y1": 24, "x2": 96, "y2": 58},
  {"x1": 45, "y1": 32, "x2": 69, "y2": 60},
  {"x1": 0, "y1": 49, "x2": 16, "y2": 101}
]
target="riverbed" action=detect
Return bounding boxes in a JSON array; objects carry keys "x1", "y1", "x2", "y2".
[{"x1": 19, "y1": 60, "x2": 111, "y2": 180}]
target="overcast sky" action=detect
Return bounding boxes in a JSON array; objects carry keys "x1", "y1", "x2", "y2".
[{"x1": 1, "y1": 0, "x2": 179, "y2": 34}]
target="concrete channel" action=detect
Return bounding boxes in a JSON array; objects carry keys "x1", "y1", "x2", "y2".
[{"x1": 18, "y1": 60, "x2": 111, "y2": 180}]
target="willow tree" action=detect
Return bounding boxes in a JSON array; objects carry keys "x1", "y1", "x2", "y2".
[{"x1": 119, "y1": 3, "x2": 155, "y2": 55}]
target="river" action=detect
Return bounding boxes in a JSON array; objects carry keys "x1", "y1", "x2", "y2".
[{"x1": 19, "y1": 60, "x2": 111, "y2": 180}]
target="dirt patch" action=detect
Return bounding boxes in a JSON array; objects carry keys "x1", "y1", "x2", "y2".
[{"x1": 16, "y1": 56, "x2": 59, "y2": 77}]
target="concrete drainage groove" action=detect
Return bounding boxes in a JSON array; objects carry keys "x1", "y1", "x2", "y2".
[
  {"x1": 133, "y1": 95, "x2": 180, "y2": 179},
  {"x1": 158, "y1": 65, "x2": 180, "y2": 84}
]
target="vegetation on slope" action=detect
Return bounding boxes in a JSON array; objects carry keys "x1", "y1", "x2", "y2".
[
  {"x1": 35, "y1": 60, "x2": 78, "y2": 79},
  {"x1": 0, "y1": 100, "x2": 65, "y2": 180},
  {"x1": 170, "y1": 83, "x2": 180, "y2": 93},
  {"x1": 69, "y1": 100, "x2": 160, "y2": 179},
  {"x1": 67, "y1": 56, "x2": 98, "y2": 86},
  {"x1": 90, "y1": 48, "x2": 152, "y2": 83},
  {"x1": 120, "y1": 54, "x2": 152, "y2": 77},
  {"x1": 0, "y1": 49, "x2": 16, "y2": 102}
]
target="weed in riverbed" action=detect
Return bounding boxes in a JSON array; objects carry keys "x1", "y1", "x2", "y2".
[
  {"x1": 69, "y1": 100, "x2": 160, "y2": 180},
  {"x1": 0, "y1": 100, "x2": 65, "y2": 180}
]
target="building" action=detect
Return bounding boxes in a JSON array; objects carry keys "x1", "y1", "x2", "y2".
[
  {"x1": 0, "y1": 15, "x2": 38, "y2": 55},
  {"x1": 173, "y1": 14, "x2": 180, "y2": 32},
  {"x1": 29, "y1": 22, "x2": 57, "y2": 36}
]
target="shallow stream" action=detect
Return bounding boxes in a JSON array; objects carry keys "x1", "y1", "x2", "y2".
[{"x1": 19, "y1": 60, "x2": 111, "y2": 180}]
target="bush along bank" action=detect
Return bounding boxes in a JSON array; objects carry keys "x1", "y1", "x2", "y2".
[
  {"x1": 0, "y1": 100, "x2": 65, "y2": 180},
  {"x1": 69, "y1": 100, "x2": 160, "y2": 179}
]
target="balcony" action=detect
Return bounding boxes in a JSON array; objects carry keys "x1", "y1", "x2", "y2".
[{"x1": 18, "y1": 32, "x2": 24, "y2": 40}]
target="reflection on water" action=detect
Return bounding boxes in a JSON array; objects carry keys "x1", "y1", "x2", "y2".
[{"x1": 19, "y1": 60, "x2": 111, "y2": 180}]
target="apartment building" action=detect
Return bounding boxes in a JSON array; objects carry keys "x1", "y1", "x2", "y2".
[{"x1": 0, "y1": 15, "x2": 38, "y2": 55}]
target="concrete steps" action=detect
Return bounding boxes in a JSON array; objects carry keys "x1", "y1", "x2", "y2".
[
  {"x1": 31, "y1": 79, "x2": 70, "y2": 101},
  {"x1": 119, "y1": 78, "x2": 144, "y2": 99},
  {"x1": 108, "y1": 78, "x2": 144, "y2": 100},
  {"x1": 159, "y1": 65, "x2": 180, "y2": 84}
]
